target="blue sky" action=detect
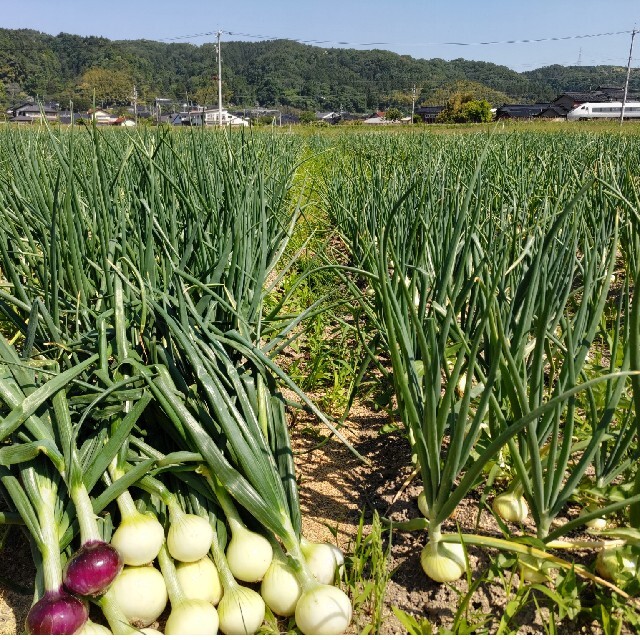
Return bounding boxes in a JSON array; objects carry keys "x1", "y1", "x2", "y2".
[{"x1": 3, "y1": 0, "x2": 639, "y2": 72}]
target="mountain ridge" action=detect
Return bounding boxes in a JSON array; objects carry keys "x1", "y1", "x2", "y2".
[{"x1": 0, "y1": 28, "x2": 637, "y2": 112}]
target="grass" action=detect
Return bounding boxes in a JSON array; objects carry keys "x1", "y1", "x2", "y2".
[{"x1": 343, "y1": 510, "x2": 393, "y2": 634}]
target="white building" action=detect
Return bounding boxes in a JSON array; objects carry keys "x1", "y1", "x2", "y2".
[{"x1": 188, "y1": 108, "x2": 249, "y2": 127}]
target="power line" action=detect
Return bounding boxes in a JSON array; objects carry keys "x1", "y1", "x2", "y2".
[
  {"x1": 157, "y1": 27, "x2": 635, "y2": 49},
  {"x1": 157, "y1": 31, "x2": 216, "y2": 42},
  {"x1": 233, "y1": 29, "x2": 632, "y2": 47}
]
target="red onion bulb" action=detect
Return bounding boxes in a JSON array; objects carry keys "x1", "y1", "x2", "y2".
[
  {"x1": 63, "y1": 541, "x2": 123, "y2": 596},
  {"x1": 26, "y1": 589, "x2": 88, "y2": 635}
]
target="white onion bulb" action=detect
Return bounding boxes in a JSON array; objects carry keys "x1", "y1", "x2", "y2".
[
  {"x1": 139, "y1": 629, "x2": 164, "y2": 635},
  {"x1": 417, "y1": 490, "x2": 429, "y2": 519},
  {"x1": 328, "y1": 543, "x2": 345, "y2": 578},
  {"x1": 300, "y1": 538, "x2": 338, "y2": 585},
  {"x1": 580, "y1": 508, "x2": 607, "y2": 530},
  {"x1": 78, "y1": 620, "x2": 112, "y2": 635},
  {"x1": 518, "y1": 556, "x2": 548, "y2": 583},
  {"x1": 167, "y1": 513, "x2": 213, "y2": 563},
  {"x1": 493, "y1": 492, "x2": 529, "y2": 523},
  {"x1": 109, "y1": 566, "x2": 168, "y2": 627},
  {"x1": 295, "y1": 584, "x2": 352, "y2": 635},
  {"x1": 164, "y1": 599, "x2": 219, "y2": 635},
  {"x1": 176, "y1": 556, "x2": 223, "y2": 605},
  {"x1": 595, "y1": 546, "x2": 638, "y2": 582},
  {"x1": 111, "y1": 512, "x2": 165, "y2": 566},
  {"x1": 226, "y1": 525, "x2": 273, "y2": 583},
  {"x1": 217, "y1": 585, "x2": 266, "y2": 635},
  {"x1": 260, "y1": 557, "x2": 302, "y2": 617},
  {"x1": 420, "y1": 540, "x2": 465, "y2": 583}
]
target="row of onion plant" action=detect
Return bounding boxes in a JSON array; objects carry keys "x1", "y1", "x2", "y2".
[
  {"x1": 0, "y1": 123, "x2": 354, "y2": 634},
  {"x1": 320, "y1": 131, "x2": 640, "y2": 591}
]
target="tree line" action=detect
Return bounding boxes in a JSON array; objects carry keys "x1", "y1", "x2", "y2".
[{"x1": 1, "y1": 28, "x2": 638, "y2": 114}]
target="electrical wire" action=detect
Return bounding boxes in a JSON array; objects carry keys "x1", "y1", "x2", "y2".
[{"x1": 157, "y1": 28, "x2": 634, "y2": 49}]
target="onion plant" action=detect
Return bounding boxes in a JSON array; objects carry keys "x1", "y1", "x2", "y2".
[{"x1": 322, "y1": 131, "x2": 640, "y2": 586}]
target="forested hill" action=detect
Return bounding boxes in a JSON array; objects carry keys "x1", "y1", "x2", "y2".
[{"x1": 0, "y1": 28, "x2": 638, "y2": 112}]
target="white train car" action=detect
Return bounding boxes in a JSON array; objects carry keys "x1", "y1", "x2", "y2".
[{"x1": 566, "y1": 102, "x2": 640, "y2": 121}]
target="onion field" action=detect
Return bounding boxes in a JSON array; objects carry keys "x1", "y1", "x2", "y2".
[{"x1": 0, "y1": 124, "x2": 639, "y2": 634}]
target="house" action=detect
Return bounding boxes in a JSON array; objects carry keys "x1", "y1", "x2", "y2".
[
  {"x1": 495, "y1": 103, "x2": 550, "y2": 119},
  {"x1": 58, "y1": 110, "x2": 80, "y2": 125},
  {"x1": 187, "y1": 108, "x2": 249, "y2": 127},
  {"x1": 169, "y1": 112, "x2": 190, "y2": 126},
  {"x1": 112, "y1": 116, "x2": 136, "y2": 127},
  {"x1": 154, "y1": 97, "x2": 174, "y2": 114},
  {"x1": 363, "y1": 111, "x2": 389, "y2": 125},
  {"x1": 315, "y1": 111, "x2": 342, "y2": 124},
  {"x1": 127, "y1": 108, "x2": 153, "y2": 120},
  {"x1": 87, "y1": 109, "x2": 117, "y2": 125},
  {"x1": 8, "y1": 102, "x2": 58, "y2": 123},
  {"x1": 415, "y1": 106, "x2": 445, "y2": 123},
  {"x1": 537, "y1": 105, "x2": 568, "y2": 120}
]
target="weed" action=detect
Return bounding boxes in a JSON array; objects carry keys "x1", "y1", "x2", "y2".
[{"x1": 343, "y1": 510, "x2": 392, "y2": 634}]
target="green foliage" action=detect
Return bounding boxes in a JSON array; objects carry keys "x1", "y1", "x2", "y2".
[
  {"x1": 461, "y1": 99, "x2": 492, "y2": 122},
  {"x1": 392, "y1": 608, "x2": 435, "y2": 635},
  {"x1": 76, "y1": 67, "x2": 132, "y2": 109},
  {"x1": 425, "y1": 79, "x2": 512, "y2": 107},
  {"x1": 384, "y1": 107, "x2": 403, "y2": 122},
  {"x1": 299, "y1": 111, "x2": 316, "y2": 125},
  {"x1": 344, "y1": 511, "x2": 392, "y2": 634},
  {"x1": 436, "y1": 93, "x2": 492, "y2": 123}
]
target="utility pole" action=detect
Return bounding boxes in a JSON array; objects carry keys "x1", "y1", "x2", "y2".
[
  {"x1": 216, "y1": 30, "x2": 223, "y2": 127},
  {"x1": 411, "y1": 84, "x2": 417, "y2": 124},
  {"x1": 132, "y1": 85, "x2": 138, "y2": 123},
  {"x1": 620, "y1": 27, "x2": 637, "y2": 125}
]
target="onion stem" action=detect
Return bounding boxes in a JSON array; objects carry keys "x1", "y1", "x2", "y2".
[
  {"x1": 96, "y1": 589, "x2": 137, "y2": 635},
  {"x1": 109, "y1": 463, "x2": 139, "y2": 520},
  {"x1": 70, "y1": 483, "x2": 101, "y2": 544},
  {"x1": 157, "y1": 544, "x2": 186, "y2": 608},
  {"x1": 208, "y1": 523, "x2": 238, "y2": 590},
  {"x1": 202, "y1": 472, "x2": 244, "y2": 533},
  {"x1": 115, "y1": 490, "x2": 140, "y2": 520},
  {"x1": 0, "y1": 511, "x2": 24, "y2": 526},
  {"x1": 38, "y1": 483, "x2": 63, "y2": 593}
]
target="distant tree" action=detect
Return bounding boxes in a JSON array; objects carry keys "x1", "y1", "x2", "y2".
[
  {"x1": 77, "y1": 67, "x2": 132, "y2": 107},
  {"x1": 299, "y1": 110, "x2": 316, "y2": 124},
  {"x1": 385, "y1": 107, "x2": 403, "y2": 122},
  {"x1": 0, "y1": 81, "x2": 7, "y2": 111},
  {"x1": 426, "y1": 80, "x2": 510, "y2": 108},
  {"x1": 461, "y1": 99, "x2": 492, "y2": 123},
  {"x1": 436, "y1": 93, "x2": 492, "y2": 123}
]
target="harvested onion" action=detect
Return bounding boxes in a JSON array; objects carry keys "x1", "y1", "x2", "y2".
[
  {"x1": 295, "y1": 583, "x2": 352, "y2": 635},
  {"x1": 176, "y1": 556, "x2": 223, "y2": 605},
  {"x1": 300, "y1": 537, "x2": 339, "y2": 585},
  {"x1": 226, "y1": 523, "x2": 273, "y2": 583},
  {"x1": 109, "y1": 566, "x2": 168, "y2": 627},
  {"x1": 261, "y1": 555, "x2": 302, "y2": 617}
]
